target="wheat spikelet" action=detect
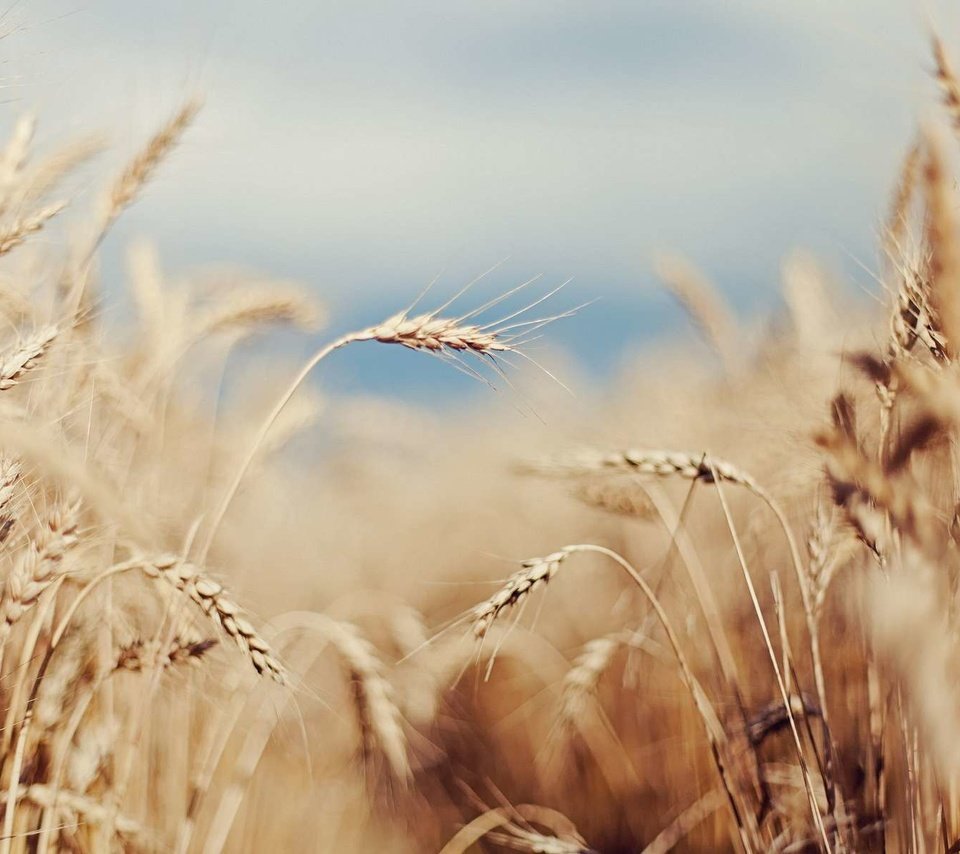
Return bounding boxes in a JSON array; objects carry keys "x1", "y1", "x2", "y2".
[
  {"x1": 886, "y1": 262, "x2": 934, "y2": 361},
  {"x1": 806, "y1": 501, "x2": 843, "y2": 617},
  {"x1": 114, "y1": 634, "x2": 217, "y2": 673},
  {"x1": 0, "y1": 325, "x2": 59, "y2": 391},
  {"x1": 318, "y1": 615, "x2": 410, "y2": 782},
  {"x1": 363, "y1": 311, "x2": 512, "y2": 354},
  {"x1": 142, "y1": 554, "x2": 284, "y2": 682},
  {"x1": 472, "y1": 548, "x2": 575, "y2": 639},
  {"x1": 0, "y1": 498, "x2": 79, "y2": 639},
  {"x1": 103, "y1": 99, "x2": 201, "y2": 226},
  {"x1": 0, "y1": 202, "x2": 66, "y2": 256}
]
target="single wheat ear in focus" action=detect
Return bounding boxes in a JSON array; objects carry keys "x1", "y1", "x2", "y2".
[{"x1": 200, "y1": 279, "x2": 577, "y2": 560}]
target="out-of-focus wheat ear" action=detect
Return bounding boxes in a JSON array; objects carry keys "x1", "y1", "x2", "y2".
[
  {"x1": 0, "y1": 115, "x2": 36, "y2": 195},
  {"x1": 66, "y1": 720, "x2": 116, "y2": 794},
  {"x1": 572, "y1": 476, "x2": 656, "y2": 519},
  {"x1": 320, "y1": 616, "x2": 411, "y2": 783},
  {"x1": 0, "y1": 324, "x2": 59, "y2": 391},
  {"x1": 655, "y1": 253, "x2": 736, "y2": 367},
  {"x1": 15, "y1": 135, "x2": 104, "y2": 208},
  {"x1": 190, "y1": 284, "x2": 325, "y2": 344},
  {"x1": 933, "y1": 35, "x2": 960, "y2": 133},
  {"x1": 101, "y1": 99, "x2": 201, "y2": 230},
  {"x1": 884, "y1": 137, "x2": 922, "y2": 258},
  {"x1": 555, "y1": 626, "x2": 668, "y2": 741},
  {"x1": 142, "y1": 554, "x2": 285, "y2": 682},
  {"x1": 0, "y1": 457, "x2": 21, "y2": 545},
  {"x1": 8, "y1": 784, "x2": 146, "y2": 843},
  {"x1": 870, "y1": 561, "x2": 960, "y2": 780},
  {"x1": 815, "y1": 403, "x2": 933, "y2": 549},
  {"x1": 923, "y1": 131, "x2": 960, "y2": 358},
  {"x1": 781, "y1": 251, "x2": 833, "y2": 349},
  {"x1": 0, "y1": 201, "x2": 66, "y2": 256},
  {"x1": 557, "y1": 633, "x2": 621, "y2": 728}
]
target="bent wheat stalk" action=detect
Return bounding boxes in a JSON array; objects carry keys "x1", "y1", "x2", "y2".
[
  {"x1": 198, "y1": 285, "x2": 571, "y2": 560},
  {"x1": 471, "y1": 543, "x2": 762, "y2": 851}
]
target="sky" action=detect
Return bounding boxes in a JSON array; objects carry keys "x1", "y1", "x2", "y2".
[{"x1": 0, "y1": 1, "x2": 948, "y2": 399}]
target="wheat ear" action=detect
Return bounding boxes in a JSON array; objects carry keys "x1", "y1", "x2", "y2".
[
  {"x1": 0, "y1": 325, "x2": 59, "y2": 391},
  {"x1": 103, "y1": 99, "x2": 201, "y2": 227},
  {"x1": 0, "y1": 498, "x2": 79, "y2": 643},
  {"x1": 142, "y1": 554, "x2": 284, "y2": 682},
  {"x1": 318, "y1": 616, "x2": 410, "y2": 782},
  {"x1": 521, "y1": 448, "x2": 762, "y2": 492}
]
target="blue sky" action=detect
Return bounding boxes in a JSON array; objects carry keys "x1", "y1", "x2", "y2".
[{"x1": 0, "y1": 1, "x2": 947, "y2": 398}]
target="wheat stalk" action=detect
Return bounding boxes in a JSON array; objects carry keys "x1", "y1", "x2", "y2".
[{"x1": 199, "y1": 282, "x2": 573, "y2": 560}]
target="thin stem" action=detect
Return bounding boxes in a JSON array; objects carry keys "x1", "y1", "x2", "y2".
[
  {"x1": 196, "y1": 331, "x2": 363, "y2": 562},
  {"x1": 564, "y1": 544, "x2": 760, "y2": 852}
]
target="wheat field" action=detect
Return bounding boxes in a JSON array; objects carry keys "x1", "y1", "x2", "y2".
[{"x1": 1, "y1": 24, "x2": 960, "y2": 854}]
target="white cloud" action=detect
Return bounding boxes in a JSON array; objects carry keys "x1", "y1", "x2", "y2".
[{"x1": 0, "y1": 0, "x2": 942, "y2": 303}]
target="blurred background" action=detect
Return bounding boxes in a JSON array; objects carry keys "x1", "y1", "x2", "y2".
[{"x1": 0, "y1": 0, "x2": 940, "y2": 401}]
